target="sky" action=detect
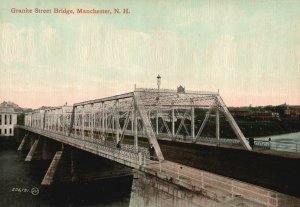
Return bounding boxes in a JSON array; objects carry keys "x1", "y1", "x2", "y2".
[{"x1": 0, "y1": 0, "x2": 299, "y2": 108}]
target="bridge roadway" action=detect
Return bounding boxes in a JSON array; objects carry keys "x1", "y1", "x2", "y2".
[{"x1": 18, "y1": 125, "x2": 300, "y2": 207}]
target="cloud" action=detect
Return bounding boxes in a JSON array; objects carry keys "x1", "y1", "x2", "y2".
[
  {"x1": 0, "y1": 23, "x2": 34, "y2": 65},
  {"x1": 0, "y1": 22, "x2": 58, "y2": 66},
  {"x1": 39, "y1": 21, "x2": 57, "y2": 53}
]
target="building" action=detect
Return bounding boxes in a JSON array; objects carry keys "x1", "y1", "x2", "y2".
[
  {"x1": 230, "y1": 108, "x2": 250, "y2": 118},
  {"x1": 251, "y1": 112, "x2": 280, "y2": 120},
  {"x1": 0, "y1": 102, "x2": 19, "y2": 136},
  {"x1": 284, "y1": 105, "x2": 300, "y2": 118}
]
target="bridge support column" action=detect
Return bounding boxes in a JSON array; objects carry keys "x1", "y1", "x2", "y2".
[
  {"x1": 41, "y1": 147, "x2": 78, "y2": 185},
  {"x1": 17, "y1": 133, "x2": 30, "y2": 151},
  {"x1": 25, "y1": 138, "x2": 40, "y2": 161},
  {"x1": 42, "y1": 139, "x2": 55, "y2": 160},
  {"x1": 70, "y1": 150, "x2": 76, "y2": 182},
  {"x1": 41, "y1": 151, "x2": 63, "y2": 185},
  {"x1": 25, "y1": 137, "x2": 55, "y2": 161}
]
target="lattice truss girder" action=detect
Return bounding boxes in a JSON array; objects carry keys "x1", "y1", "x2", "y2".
[
  {"x1": 24, "y1": 88, "x2": 251, "y2": 162},
  {"x1": 135, "y1": 89, "x2": 251, "y2": 151},
  {"x1": 43, "y1": 107, "x2": 73, "y2": 135}
]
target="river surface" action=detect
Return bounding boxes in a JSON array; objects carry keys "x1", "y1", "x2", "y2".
[
  {"x1": 0, "y1": 145, "x2": 133, "y2": 206},
  {"x1": 255, "y1": 132, "x2": 300, "y2": 152}
]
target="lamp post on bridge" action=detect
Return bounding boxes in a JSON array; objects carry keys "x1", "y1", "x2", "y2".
[{"x1": 157, "y1": 74, "x2": 161, "y2": 92}]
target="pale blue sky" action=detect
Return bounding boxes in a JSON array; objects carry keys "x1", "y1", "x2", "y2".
[{"x1": 0, "y1": 0, "x2": 299, "y2": 108}]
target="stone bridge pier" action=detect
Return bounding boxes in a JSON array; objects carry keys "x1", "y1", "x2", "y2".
[{"x1": 18, "y1": 132, "x2": 59, "y2": 161}]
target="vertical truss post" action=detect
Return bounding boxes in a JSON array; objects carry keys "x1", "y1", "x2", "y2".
[
  {"x1": 134, "y1": 103, "x2": 138, "y2": 150},
  {"x1": 50, "y1": 114, "x2": 52, "y2": 130},
  {"x1": 68, "y1": 106, "x2": 76, "y2": 137},
  {"x1": 88, "y1": 109, "x2": 91, "y2": 138},
  {"x1": 92, "y1": 105, "x2": 95, "y2": 139},
  {"x1": 216, "y1": 107, "x2": 220, "y2": 146},
  {"x1": 105, "y1": 110, "x2": 108, "y2": 131},
  {"x1": 74, "y1": 109, "x2": 77, "y2": 137},
  {"x1": 131, "y1": 108, "x2": 134, "y2": 135},
  {"x1": 101, "y1": 103, "x2": 104, "y2": 132},
  {"x1": 172, "y1": 106, "x2": 175, "y2": 137},
  {"x1": 111, "y1": 114, "x2": 116, "y2": 134},
  {"x1": 82, "y1": 109, "x2": 85, "y2": 139},
  {"x1": 156, "y1": 110, "x2": 159, "y2": 135},
  {"x1": 43, "y1": 110, "x2": 46, "y2": 130},
  {"x1": 62, "y1": 109, "x2": 65, "y2": 134},
  {"x1": 116, "y1": 100, "x2": 120, "y2": 143},
  {"x1": 191, "y1": 106, "x2": 195, "y2": 139},
  {"x1": 56, "y1": 112, "x2": 58, "y2": 131},
  {"x1": 55, "y1": 112, "x2": 58, "y2": 131}
]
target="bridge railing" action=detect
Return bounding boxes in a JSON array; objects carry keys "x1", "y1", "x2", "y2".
[
  {"x1": 34, "y1": 124, "x2": 150, "y2": 164},
  {"x1": 140, "y1": 160, "x2": 278, "y2": 207},
  {"x1": 270, "y1": 141, "x2": 299, "y2": 153},
  {"x1": 252, "y1": 139, "x2": 300, "y2": 153}
]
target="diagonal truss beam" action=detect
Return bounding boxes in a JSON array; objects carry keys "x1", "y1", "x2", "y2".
[
  {"x1": 216, "y1": 96, "x2": 251, "y2": 150},
  {"x1": 195, "y1": 106, "x2": 213, "y2": 139},
  {"x1": 134, "y1": 92, "x2": 164, "y2": 160}
]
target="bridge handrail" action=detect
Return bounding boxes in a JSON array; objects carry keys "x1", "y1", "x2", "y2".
[
  {"x1": 140, "y1": 159, "x2": 277, "y2": 207},
  {"x1": 25, "y1": 125, "x2": 150, "y2": 161}
]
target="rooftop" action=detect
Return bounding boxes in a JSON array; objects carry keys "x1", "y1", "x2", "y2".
[{"x1": 0, "y1": 101, "x2": 23, "y2": 114}]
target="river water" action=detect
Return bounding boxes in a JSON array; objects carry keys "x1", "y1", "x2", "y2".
[
  {"x1": 255, "y1": 132, "x2": 300, "y2": 152},
  {"x1": 0, "y1": 145, "x2": 133, "y2": 206}
]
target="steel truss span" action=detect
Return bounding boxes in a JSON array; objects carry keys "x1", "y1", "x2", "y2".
[{"x1": 24, "y1": 88, "x2": 252, "y2": 161}]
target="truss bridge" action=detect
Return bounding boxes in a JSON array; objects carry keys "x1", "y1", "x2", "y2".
[{"x1": 16, "y1": 87, "x2": 292, "y2": 206}]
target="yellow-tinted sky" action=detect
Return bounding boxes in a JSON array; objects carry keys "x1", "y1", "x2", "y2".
[{"x1": 0, "y1": 0, "x2": 299, "y2": 108}]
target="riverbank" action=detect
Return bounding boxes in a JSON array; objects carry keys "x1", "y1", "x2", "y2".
[{"x1": 236, "y1": 119, "x2": 300, "y2": 138}]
